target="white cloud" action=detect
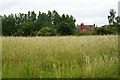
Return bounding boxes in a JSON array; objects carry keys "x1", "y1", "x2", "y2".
[{"x1": 0, "y1": 0, "x2": 119, "y2": 26}]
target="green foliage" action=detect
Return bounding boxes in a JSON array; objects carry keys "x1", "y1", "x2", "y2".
[
  {"x1": 108, "y1": 9, "x2": 116, "y2": 25},
  {"x1": 106, "y1": 25, "x2": 119, "y2": 34},
  {"x1": 2, "y1": 15, "x2": 16, "y2": 36},
  {"x1": 31, "y1": 11, "x2": 36, "y2": 22},
  {"x1": 52, "y1": 10, "x2": 61, "y2": 25},
  {"x1": 108, "y1": 9, "x2": 120, "y2": 26},
  {"x1": 57, "y1": 14, "x2": 76, "y2": 36},
  {"x1": 76, "y1": 32, "x2": 92, "y2": 36},
  {"x1": 36, "y1": 27, "x2": 56, "y2": 36},
  {"x1": 2, "y1": 10, "x2": 76, "y2": 36},
  {"x1": 95, "y1": 27, "x2": 114, "y2": 35},
  {"x1": 115, "y1": 16, "x2": 120, "y2": 26},
  {"x1": 57, "y1": 22, "x2": 75, "y2": 35},
  {"x1": 15, "y1": 22, "x2": 37, "y2": 36},
  {"x1": 95, "y1": 26, "x2": 119, "y2": 35}
]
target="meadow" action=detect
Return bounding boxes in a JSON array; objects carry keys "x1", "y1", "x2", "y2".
[{"x1": 2, "y1": 35, "x2": 119, "y2": 78}]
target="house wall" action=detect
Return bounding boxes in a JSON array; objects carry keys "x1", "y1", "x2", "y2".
[
  {"x1": 86, "y1": 29, "x2": 91, "y2": 32},
  {"x1": 80, "y1": 25, "x2": 91, "y2": 32},
  {"x1": 78, "y1": 23, "x2": 95, "y2": 33}
]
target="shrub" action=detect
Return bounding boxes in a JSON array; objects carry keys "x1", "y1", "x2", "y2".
[
  {"x1": 95, "y1": 27, "x2": 114, "y2": 35},
  {"x1": 76, "y1": 32, "x2": 92, "y2": 36},
  {"x1": 36, "y1": 27, "x2": 56, "y2": 36}
]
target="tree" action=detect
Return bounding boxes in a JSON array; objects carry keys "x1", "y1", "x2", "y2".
[
  {"x1": 57, "y1": 22, "x2": 73, "y2": 35},
  {"x1": 108, "y1": 9, "x2": 116, "y2": 25},
  {"x1": 2, "y1": 10, "x2": 76, "y2": 36},
  {"x1": 95, "y1": 27, "x2": 113, "y2": 35},
  {"x1": 52, "y1": 10, "x2": 60, "y2": 25},
  {"x1": 47, "y1": 10, "x2": 52, "y2": 23},
  {"x1": 16, "y1": 22, "x2": 36, "y2": 36},
  {"x1": 115, "y1": 16, "x2": 120, "y2": 25},
  {"x1": 2, "y1": 14, "x2": 16, "y2": 36},
  {"x1": 31, "y1": 11, "x2": 36, "y2": 22},
  {"x1": 57, "y1": 14, "x2": 76, "y2": 35},
  {"x1": 28, "y1": 11, "x2": 31, "y2": 22}
]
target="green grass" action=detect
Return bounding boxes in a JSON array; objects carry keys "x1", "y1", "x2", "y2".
[{"x1": 2, "y1": 35, "x2": 119, "y2": 78}]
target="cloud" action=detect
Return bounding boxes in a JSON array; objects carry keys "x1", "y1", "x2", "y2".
[
  {"x1": 0, "y1": 0, "x2": 18, "y2": 9},
  {"x1": 0, "y1": 0, "x2": 119, "y2": 26}
]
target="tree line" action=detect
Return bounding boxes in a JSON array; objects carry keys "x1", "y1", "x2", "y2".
[
  {"x1": 1, "y1": 10, "x2": 76, "y2": 36},
  {"x1": 1, "y1": 9, "x2": 119, "y2": 36}
]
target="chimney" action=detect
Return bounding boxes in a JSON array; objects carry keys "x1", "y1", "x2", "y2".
[
  {"x1": 80, "y1": 23, "x2": 84, "y2": 31},
  {"x1": 81, "y1": 23, "x2": 84, "y2": 26},
  {"x1": 94, "y1": 24, "x2": 95, "y2": 27},
  {"x1": 94, "y1": 24, "x2": 96, "y2": 29}
]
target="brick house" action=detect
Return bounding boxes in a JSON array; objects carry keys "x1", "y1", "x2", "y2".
[{"x1": 77, "y1": 23, "x2": 95, "y2": 32}]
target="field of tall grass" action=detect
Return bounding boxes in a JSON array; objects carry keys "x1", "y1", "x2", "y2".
[
  {"x1": 0, "y1": 36, "x2": 2, "y2": 79},
  {"x1": 2, "y1": 35, "x2": 118, "y2": 78}
]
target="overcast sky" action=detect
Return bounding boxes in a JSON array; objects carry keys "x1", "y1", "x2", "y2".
[{"x1": 0, "y1": 0, "x2": 119, "y2": 26}]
